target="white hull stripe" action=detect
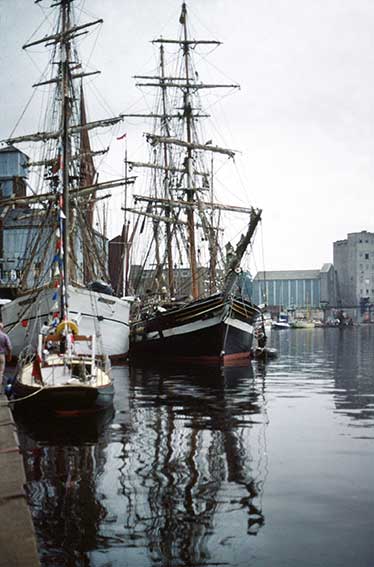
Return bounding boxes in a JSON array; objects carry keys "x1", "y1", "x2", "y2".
[
  {"x1": 224, "y1": 316, "x2": 253, "y2": 334},
  {"x1": 142, "y1": 314, "x2": 253, "y2": 341}
]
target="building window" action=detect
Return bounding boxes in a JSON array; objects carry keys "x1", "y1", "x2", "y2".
[{"x1": 365, "y1": 253, "x2": 369, "y2": 260}]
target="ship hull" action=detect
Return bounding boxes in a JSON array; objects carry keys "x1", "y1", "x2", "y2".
[
  {"x1": 10, "y1": 354, "x2": 114, "y2": 415},
  {"x1": 11, "y1": 380, "x2": 114, "y2": 414},
  {"x1": 130, "y1": 293, "x2": 260, "y2": 365},
  {"x1": 2, "y1": 285, "x2": 131, "y2": 360}
]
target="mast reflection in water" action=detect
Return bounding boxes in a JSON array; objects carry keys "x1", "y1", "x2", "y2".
[
  {"x1": 16, "y1": 363, "x2": 267, "y2": 566},
  {"x1": 15, "y1": 408, "x2": 115, "y2": 565}
]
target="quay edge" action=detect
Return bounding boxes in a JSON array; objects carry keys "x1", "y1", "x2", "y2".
[{"x1": 0, "y1": 394, "x2": 40, "y2": 567}]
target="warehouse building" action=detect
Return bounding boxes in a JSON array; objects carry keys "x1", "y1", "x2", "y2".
[{"x1": 252, "y1": 264, "x2": 336, "y2": 314}]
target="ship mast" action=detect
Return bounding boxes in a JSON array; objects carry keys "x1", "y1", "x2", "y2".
[
  {"x1": 180, "y1": 3, "x2": 199, "y2": 299},
  {"x1": 160, "y1": 45, "x2": 175, "y2": 297},
  {"x1": 149, "y1": 2, "x2": 238, "y2": 300},
  {"x1": 61, "y1": 0, "x2": 71, "y2": 318}
]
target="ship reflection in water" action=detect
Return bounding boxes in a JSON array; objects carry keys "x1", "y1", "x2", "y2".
[
  {"x1": 15, "y1": 407, "x2": 115, "y2": 566},
  {"x1": 15, "y1": 363, "x2": 268, "y2": 566},
  {"x1": 15, "y1": 328, "x2": 374, "y2": 566},
  {"x1": 117, "y1": 363, "x2": 268, "y2": 564}
]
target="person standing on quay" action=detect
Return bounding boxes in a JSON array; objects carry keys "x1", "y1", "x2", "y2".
[{"x1": 0, "y1": 323, "x2": 12, "y2": 390}]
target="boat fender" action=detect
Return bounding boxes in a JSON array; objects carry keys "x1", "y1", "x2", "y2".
[
  {"x1": 5, "y1": 383, "x2": 13, "y2": 398},
  {"x1": 55, "y1": 320, "x2": 79, "y2": 336}
]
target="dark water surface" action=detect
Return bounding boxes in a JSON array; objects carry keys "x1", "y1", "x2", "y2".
[{"x1": 15, "y1": 327, "x2": 374, "y2": 566}]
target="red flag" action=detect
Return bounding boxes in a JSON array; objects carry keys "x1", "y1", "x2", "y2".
[
  {"x1": 117, "y1": 133, "x2": 127, "y2": 140},
  {"x1": 51, "y1": 153, "x2": 62, "y2": 174},
  {"x1": 21, "y1": 319, "x2": 28, "y2": 328},
  {"x1": 32, "y1": 355, "x2": 43, "y2": 383}
]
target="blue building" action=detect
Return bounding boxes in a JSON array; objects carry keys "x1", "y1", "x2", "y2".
[
  {"x1": 252, "y1": 264, "x2": 336, "y2": 311},
  {"x1": 0, "y1": 145, "x2": 28, "y2": 199},
  {"x1": 0, "y1": 145, "x2": 30, "y2": 294},
  {"x1": 0, "y1": 145, "x2": 109, "y2": 298}
]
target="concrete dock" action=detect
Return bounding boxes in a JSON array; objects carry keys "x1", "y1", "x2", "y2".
[{"x1": 0, "y1": 394, "x2": 40, "y2": 567}]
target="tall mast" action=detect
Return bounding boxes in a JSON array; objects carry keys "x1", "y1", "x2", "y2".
[
  {"x1": 160, "y1": 44, "x2": 175, "y2": 297},
  {"x1": 123, "y1": 144, "x2": 129, "y2": 297},
  {"x1": 61, "y1": 0, "x2": 71, "y2": 319},
  {"x1": 209, "y1": 153, "x2": 217, "y2": 293},
  {"x1": 180, "y1": 3, "x2": 199, "y2": 299},
  {"x1": 80, "y1": 85, "x2": 97, "y2": 284}
]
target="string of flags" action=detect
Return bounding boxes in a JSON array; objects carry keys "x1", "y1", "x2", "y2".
[
  {"x1": 49, "y1": 193, "x2": 66, "y2": 328},
  {"x1": 20, "y1": 196, "x2": 65, "y2": 330}
]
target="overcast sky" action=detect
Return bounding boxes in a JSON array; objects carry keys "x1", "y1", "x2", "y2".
[{"x1": 1, "y1": 0, "x2": 374, "y2": 273}]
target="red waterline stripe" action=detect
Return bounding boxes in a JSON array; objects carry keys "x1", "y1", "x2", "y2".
[{"x1": 54, "y1": 408, "x2": 98, "y2": 417}]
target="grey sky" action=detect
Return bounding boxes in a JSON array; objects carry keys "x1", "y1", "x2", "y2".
[{"x1": 1, "y1": 0, "x2": 373, "y2": 273}]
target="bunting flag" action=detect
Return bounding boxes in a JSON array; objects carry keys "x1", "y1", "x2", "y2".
[
  {"x1": 49, "y1": 201, "x2": 64, "y2": 314},
  {"x1": 32, "y1": 355, "x2": 43, "y2": 383},
  {"x1": 51, "y1": 152, "x2": 62, "y2": 174},
  {"x1": 51, "y1": 312, "x2": 59, "y2": 328}
]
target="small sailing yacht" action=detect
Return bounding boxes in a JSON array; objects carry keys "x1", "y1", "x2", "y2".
[{"x1": 11, "y1": 321, "x2": 113, "y2": 414}]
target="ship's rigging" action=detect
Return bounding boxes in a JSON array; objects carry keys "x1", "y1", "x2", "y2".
[
  {"x1": 125, "y1": 2, "x2": 261, "y2": 302},
  {"x1": 1, "y1": 0, "x2": 132, "y2": 361},
  {"x1": 1, "y1": 0, "x2": 131, "y2": 298}
]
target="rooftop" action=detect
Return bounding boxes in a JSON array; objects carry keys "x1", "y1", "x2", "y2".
[{"x1": 254, "y1": 269, "x2": 321, "y2": 281}]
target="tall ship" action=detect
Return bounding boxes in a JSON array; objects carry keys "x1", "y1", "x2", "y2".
[
  {"x1": 0, "y1": 0, "x2": 131, "y2": 360},
  {"x1": 127, "y1": 3, "x2": 263, "y2": 365}
]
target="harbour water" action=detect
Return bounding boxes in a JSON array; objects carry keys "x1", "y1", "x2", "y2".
[{"x1": 15, "y1": 326, "x2": 374, "y2": 566}]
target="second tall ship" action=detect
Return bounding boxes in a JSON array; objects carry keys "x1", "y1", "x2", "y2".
[{"x1": 1, "y1": 0, "x2": 131, "y2": 360}]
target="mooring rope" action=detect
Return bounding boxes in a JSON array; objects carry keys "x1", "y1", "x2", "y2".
[{"x1": 0, "y1": 385, "x2": 47, "y2": 407}]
